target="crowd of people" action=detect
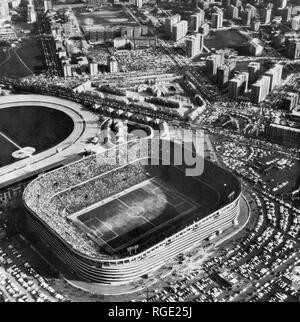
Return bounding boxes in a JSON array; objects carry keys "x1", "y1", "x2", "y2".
[
  {"x1": 115, "y1": 48, "x2": 173, "y2": 73},
  {"x1": 23, "y1": 138, "x2": 154, "y2": 258},
  {"x1": 60, "y1": 163, "x2": 147, "y2": 213}
]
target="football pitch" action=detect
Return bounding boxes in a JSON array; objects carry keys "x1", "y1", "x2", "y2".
[
  {"x1": 76, "y1": 6, "x2": 137, "y2": 28},
  {"x1": 73, "y1": 178, "x2": 200, "y2": 252}
]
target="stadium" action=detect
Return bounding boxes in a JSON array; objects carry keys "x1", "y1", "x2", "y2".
[{"x1": 23, "y1": 138, "x2": 241, "y2": 284}]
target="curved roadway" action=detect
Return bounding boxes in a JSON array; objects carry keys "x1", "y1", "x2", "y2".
[{"x1": 0, "y1": 94, "x2": 100, "y2": 189}]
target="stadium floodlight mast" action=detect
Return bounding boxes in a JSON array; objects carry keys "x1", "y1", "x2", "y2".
[{"x1": 127, "y1": 245, "x2": 139, "y2": 255}]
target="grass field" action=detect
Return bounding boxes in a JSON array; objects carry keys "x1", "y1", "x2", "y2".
[
  {"x1": 76, "y1": 6, "x2": 137, "y2": 28},
  {"x1": 17, "y1": 38, "x2": 45, "y2": 74},
  {"x1": 205, "y1": 30, "x2": 248, "y2": 50},
  {"x1": 74, "y1": 178, "x2": 200, "y2": 252},
  {"x1": 0, "y1": 106, "x2": 74, "y2": 167},
  {"x1": 0, "y1": 38, "x2": 44, "y2": 78},
  {"x1": 0, "y1": 47, "x2": 31, "y2": 78},
  {"x1": 0, "y1": 134, "x2": 16, "y2": 167}
]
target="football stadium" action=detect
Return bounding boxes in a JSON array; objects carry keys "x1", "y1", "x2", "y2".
[{"x1": 23, "y1": 138, "x2": 241, "y2": 284}]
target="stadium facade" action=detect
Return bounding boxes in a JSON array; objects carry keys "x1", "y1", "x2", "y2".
[{"x1": 23, "y1": 138, "x2": 241, "y2": 284}]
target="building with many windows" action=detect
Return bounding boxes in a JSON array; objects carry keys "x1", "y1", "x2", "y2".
[
  {"x1": 211, "y1": 7, "x2": 223, "y2": 29},
  {"x1": 275, "y1": 0, "x2": 287, "y2": 8},
  {"x1": 200, "y1": 22, "x2": 210, "y2": 35},
  {"x1": 108, "y1": 56, "x2": 118, "y2": 73},
  {"x1": 172, "y1": 20, "x2": 188, "y2": 41},
  {"x1": 63, "y1": 63, "x2": 73, "y2": 78},
  {"x1": 10, "y1": 0, "x2": 21, "y2": 9},
  {"x1": 261, "y1": 8, "x2": 272, "y2": 24},
  {"x1": 228, "y1": 5, "x2": 239, "y2": 20},
  {"x1": 287, "y1": 38, "x2": 300, "y2": 59},
  {"x1": 0, "y1": 0, "x2": 10, "y2": 25},
  {"x1": 206, "y1": 53, "x2": 224, "y2": 77},
  {"x1": 27, "y1": 0, "x2": 36, "y2": 23},
  {"x1": 44, "y1": 0, "x2": 53, "y2": 12},
  {"x1": 291, "y1": 15, "x2": 300, "y2": 31},
  {"x1": 228, "y1": 72, "x2": 249, "y2": 99},
  {"x1": 251, "y1": 19, "x2": 260, "y2": 31},
  {"x1": 190, "y1": 10, "x2": 205, "y2": 32},
  {"x1": 241, "y1": 8, "x2": 252, "y2": 25},
  {"x1": 217, "y1": 65, "x2": 230, "y2": 88},
  {"x1": 248, "y1": 62, "x2": 261, "y2": 83},
  {"x1": 279, "y1": 7, "x2": 292, "y2": 22},
  {"x1": 135, "y1": 0, "x2": 143, "y2": 8},
  {"x1": 165, "y1": 14, "x2": 181, "y2": 37},
  {"x1": 89, "y1": 62, "x2": 98, "y2": 76},
  {"x1": 247, "y1": 38, "x2": 264, "y2": 56},
  {"x1": 263, "y1": 64, "x2": 283, "y2": 92},
  {"x1": 251, "y1": 76, "x2": 270, "y2": 104},
  {"x1": 283, "y1": 92, "x2": 299, "y2": 111},
  {"x1": 186, "y1": 33, "x2": 204, "y2": 58},
  {"x1": 265, "y1": 123, "x2": 300, "y2": 145}
]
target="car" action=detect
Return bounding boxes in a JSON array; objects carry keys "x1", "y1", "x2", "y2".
[{"x1": 91, "y1": 137, "x2": 99, "y2": 144}]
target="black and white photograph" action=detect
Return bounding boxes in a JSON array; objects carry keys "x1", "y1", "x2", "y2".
[{"x1": 0, "y1": 0, "x2": 300, "y2": 311}]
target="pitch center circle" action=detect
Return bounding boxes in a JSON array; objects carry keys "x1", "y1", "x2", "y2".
[{"x1": 127, "y1": 206, "x2": 145, "y2": 218}]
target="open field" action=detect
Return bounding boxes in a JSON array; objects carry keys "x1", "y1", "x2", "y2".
[
  {"x1": 75, "y1": 6, "x2": 137, "y2": 28},
  {"x1": 16, "y1": 38, "x2": 45, "y2": 74},
  {"x1": 0, "y1": 47, "x2": 31, "y2": 78},
  {"x1": 205, "y1": 30, "x2": 249, "y2": 50},
  {"x1": 0, "y1": 38, "x2": 44, "y2": 78}
]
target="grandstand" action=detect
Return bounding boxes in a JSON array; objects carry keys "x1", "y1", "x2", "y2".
[{"x1": 23, "y1": 138, "x2": 241, "y2": 284}]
